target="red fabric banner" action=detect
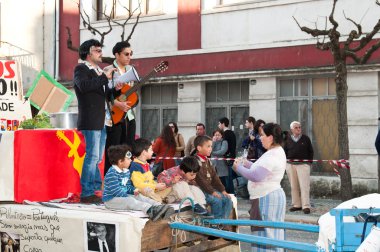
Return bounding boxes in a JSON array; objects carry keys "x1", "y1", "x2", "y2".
[{"x1": 14, "y1": 129, "x2": 86, "y2": 202}]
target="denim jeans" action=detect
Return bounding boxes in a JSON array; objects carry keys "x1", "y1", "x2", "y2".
[
  {"x1": 80, "y1": 127, "x2": 106, "y2": 197},
  {"x1": 205, "y1": 191, "x2": 233, "y2": 219},
  {"x1": 175, "y1": 159, "x2": 182, "y2": 166},
  {"x1": 225, "y1": 165, "x2": 236, "y2": 194}
]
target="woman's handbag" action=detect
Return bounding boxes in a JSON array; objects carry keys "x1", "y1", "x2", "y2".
[
  {"x1": 224, "y1": 153, "x2": 234, "y2": 167},
  {"x1": 247, "y1": 145, "x2": 256, "y2": 160},
  {"x1": 152, "y1": 148, "x2": 169, "y2": 177}
]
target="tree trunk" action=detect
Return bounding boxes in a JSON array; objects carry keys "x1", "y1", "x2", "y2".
[{"x1": 334, "y1": 59, "x2": 353, "y2": 200}]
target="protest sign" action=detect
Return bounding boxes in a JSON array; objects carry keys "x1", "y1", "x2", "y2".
[{"x1": 0, "y1": 59, "x2": 32, "y2": 122}]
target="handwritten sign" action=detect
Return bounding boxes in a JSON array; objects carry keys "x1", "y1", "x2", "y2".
[
  {"x1": 0, "y1": 60, "x2": 22, "y2": 101},
  {"x1": 0, "y1": 59, "x2": 32, "y2": 121},
  {"x1": 0, "y1": 204, "x2": 146, "y2": 251},
  {"x1": 0, "y1": 206, "x2": 64, "y2": 252},
  {"x1": 0, "y1": 99, "x2": 32, "y2": 121}
]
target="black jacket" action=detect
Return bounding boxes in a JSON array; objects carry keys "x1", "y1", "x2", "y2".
[
  {"x1": 223, "y1": 129, "x2": 236, "y2": 158},
  {"x1": 73, "y1": 64, "x2": 116, "y2": 130},
  {"x1": 88, "y1": 238, "x2": 115, "y2": 252}
]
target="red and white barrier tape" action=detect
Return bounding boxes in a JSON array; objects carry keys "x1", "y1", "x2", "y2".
[{"x1": 152, "y1": 156, "x2": 350, "y2": 169}]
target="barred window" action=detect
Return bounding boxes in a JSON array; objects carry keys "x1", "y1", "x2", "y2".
[
  {"x1": 278, "y1": 77, "x2": 338, "y2": 174},
  {"x1": 141, "y1": 83, "x2": 177, "y2": 141}
]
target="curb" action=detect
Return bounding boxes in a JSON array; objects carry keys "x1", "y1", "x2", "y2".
[{"x1": 285, "y1": 214, "x2": 319, "y2": 225}]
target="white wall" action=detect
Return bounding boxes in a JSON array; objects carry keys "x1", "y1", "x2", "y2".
[
  {"x1": 201, "y1": 0, "x2": 380, "y2": 51},
  {"x1": 249, "y1": 77, "x2": 277, "y2": 122},
  {"x1": 0, "y1": 0, "x2": 57, "y2": 91},
  {"x1": 347, "y1": 72, "x2": 379, "y2": 183},
  {"x1": 177, "y1": 81, "x2": 205, "y2": 142},
  {"x1": 81, "y1": 0, "x2": 380, "y2": 59},
  {"x1": 80, "y1": 0, "x2": 178, "y2": 58}
]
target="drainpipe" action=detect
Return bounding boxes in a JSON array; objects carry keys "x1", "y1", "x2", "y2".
[{"x1": 54, "y1": 0, "x2": 60, "y2": 80}]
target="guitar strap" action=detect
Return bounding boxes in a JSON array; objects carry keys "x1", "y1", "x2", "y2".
[
  {"x1": 104, "y1": 63, "x2": 118, "y2": 125},
  {"x1": 109, "y1": 62, "x2": 118, "y2": 105}
]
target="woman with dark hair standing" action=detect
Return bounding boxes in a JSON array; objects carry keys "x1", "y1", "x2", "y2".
[
  {"x1": 233, "y1": 123, "x2": 286, "y2": 252},
  {"x1": 153, "y1": 124, "x2": 176, "y2": 170},
  {"x1": 211, "y1": 129, "x2": 229, "y2": 188},
  {"x1": 168, "y1": 122, "x2": 185, "y2": 166}
]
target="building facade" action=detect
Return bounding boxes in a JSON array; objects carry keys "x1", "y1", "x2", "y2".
[{"x1": 2, "y1": 0, "x2": 379, "y2": 195}]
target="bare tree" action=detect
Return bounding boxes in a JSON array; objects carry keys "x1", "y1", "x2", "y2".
[
  {"x1": 294, "y1": 0, "x2": 380, "y2": 201},
  {"x1": 108, "y1": 1, "x2": 141, "y2": 42},
  {"x1": 66, "y1": 0, "x2": 142, "y2": 62}
]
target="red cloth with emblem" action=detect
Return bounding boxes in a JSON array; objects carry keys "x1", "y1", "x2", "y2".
[{"x1": 13, "y1": 129, "x2": 103, "y2": 202}]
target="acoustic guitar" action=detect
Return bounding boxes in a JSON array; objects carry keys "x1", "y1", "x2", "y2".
[{"x1": 111, "y1": 61, "x2": 169, "y2": 124}]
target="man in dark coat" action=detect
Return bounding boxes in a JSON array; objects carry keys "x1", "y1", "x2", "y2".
[{"x1": 73, "y1": 39, "x2": 119, "y2": 203}]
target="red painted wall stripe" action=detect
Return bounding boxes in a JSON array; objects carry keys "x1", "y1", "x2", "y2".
[
  {"x1": 133, "y1": 41, "x2": 380, "y2": 77},
  {"x1": 178, "y1": 0, "x2": 201, "y2": 50},
  {"x1": 59, "y1": 0, "x2": 80, "y2": 82}
]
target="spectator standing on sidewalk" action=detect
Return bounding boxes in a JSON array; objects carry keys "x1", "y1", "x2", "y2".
[
  {"x1": 233, "y1": 123, "x2": 286, "y2": 252},
  {"x1": 185, "y1": 123, "x2": 206, "y2": 156},
  {"x1": 211, "y1": 129, "x2": 229, "y2": 188},
  {"x1": 218, "y1": 117, "x2": 237, "y2": 194},
  {"x1": 284, "y1": 121, "x2": 314, "y2": 214}
]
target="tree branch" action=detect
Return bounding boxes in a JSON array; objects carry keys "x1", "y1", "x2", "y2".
[
  {"x1": 65, "y1": 27, "x2": 78, "y2": 52},
  {"x1": 329, "y1": 0, "x2": 339, "y2": 30},
  {"x1": 78, "y1": 2, "x2": 113, "y2": 46},
  {"x1": 293, "y1": 16, "x2": 329, "y2": 37},
  {"x1": 125, "y1": 11, "x2": 141, "y2": 43},
  {"x1": 349, "y1": 18, "x2": 380, "y2": 52},
  {"x1": 343, "y1": 10, "x2": 362, "y2": 48},
  {"x1": 360, "y1": 39, "x2": 380, "y2": 63},
  {"x1": 111, "y1": 0, "x2": 142, "y2": 42},
  {"x1": 344, "y1": 50, "x2": 360, "y2": 63},
  {"x1": 316, "y1": 41, "x2": 332, "y2": 51}
]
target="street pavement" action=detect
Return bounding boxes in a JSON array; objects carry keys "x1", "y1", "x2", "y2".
[{"x1": 236, "y1": 197, "x2": 342, "y2": 251}]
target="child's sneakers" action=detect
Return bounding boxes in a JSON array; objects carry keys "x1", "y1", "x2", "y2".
[
  {"x1": 193, "y1": 204, "x2": 208, "y2": 215},
  {"x1": 147, "y1": 205, "x2": 169, "y2": 221},
  {"x1": 162, "y1": 206, "x2": 176, "y2": 220}
]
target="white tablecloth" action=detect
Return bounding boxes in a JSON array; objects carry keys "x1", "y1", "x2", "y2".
[{"x1": 0, "y1": 131, "x2": 14, "y2": 201}]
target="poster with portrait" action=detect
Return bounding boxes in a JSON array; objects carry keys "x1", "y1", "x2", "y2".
[
  {"x1": 0, "y1": 232, "x2": 20, "y2": 252},
  {"x1": 84, "y1": 221, "x2": 119, "y2": 252}
]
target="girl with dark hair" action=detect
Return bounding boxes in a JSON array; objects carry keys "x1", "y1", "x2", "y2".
[
  {"x1": 168, "y1": 122, "x2": 185, "y2": 165},
  {"x1": 211, "y1": 129, "x2": 229, "y2": 188},
  {"x1": 233, "y1": 123, "x2": 286, "y2": 252},
  {"x1": 153, "y1": 124, "x2": 176, "y2": 170}
]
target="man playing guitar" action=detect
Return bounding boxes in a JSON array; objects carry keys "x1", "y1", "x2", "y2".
[{"x1": 104, "y1": 41, "x2": 136, "y2": 175}]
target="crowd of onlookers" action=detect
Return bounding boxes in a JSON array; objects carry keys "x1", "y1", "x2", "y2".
[{"x1": 73, "y1": 39, "x2": 314, "y2": 251}]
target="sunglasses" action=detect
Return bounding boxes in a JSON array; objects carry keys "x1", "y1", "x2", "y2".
[
  {"x1": 125, "y1": 151, "x2": 132, "y2": 159},
  {"x1": 123, "y1": 51, "x2": 133, "y2": 57},
  {"x1": 91, "y1": 49, "x2": 102, "y2": 54}
]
